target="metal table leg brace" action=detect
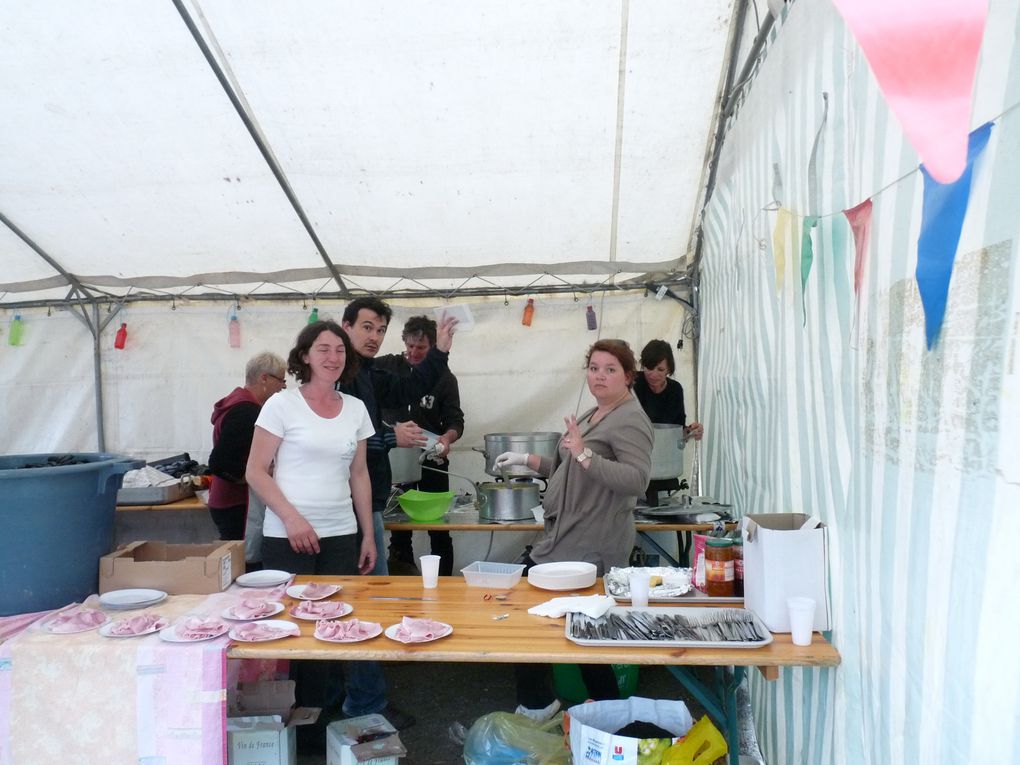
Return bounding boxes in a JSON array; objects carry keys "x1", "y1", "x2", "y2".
[{"x1": 666, "y1": 665, "x2": 745, "y2": 765}]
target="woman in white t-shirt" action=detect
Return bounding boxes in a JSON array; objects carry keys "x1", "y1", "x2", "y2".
[{"x1": 246, "y1": 320, "x2": 377, "y2": 574}]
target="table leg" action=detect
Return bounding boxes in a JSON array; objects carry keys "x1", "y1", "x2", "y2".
[
  {"x1": 665, "y1": 665, "x2": 745, "y2": 765},
  {"x1": 676, "y1": 530, "x2": 693, "y2": 567},
  {"x1": 636, "y1": 531, "x2": 680, "y2": 567}
]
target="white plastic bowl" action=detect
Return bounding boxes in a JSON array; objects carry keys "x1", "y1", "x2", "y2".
[
  {"x1": 526, "y1": 561, "x2": 598, "y2": 591},
  {"x1": 461, "y1": 561, "x2": 525, "y2": 588}
]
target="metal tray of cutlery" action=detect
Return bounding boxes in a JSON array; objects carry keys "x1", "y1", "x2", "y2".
[{"x1": 565, "y1": 606, "x2": 772, "y2": 649}]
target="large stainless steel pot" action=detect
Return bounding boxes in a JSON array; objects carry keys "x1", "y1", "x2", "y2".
[
  {"x1": 474, "y1": 432, "x2": 562, "y2": 478},
  {"x1": 477, "y1": 481, "x2": 541, "y2": 522},
  {"x1": 388, "y1": 447, "x2": 423, "y2": 485},
  {"x1": 649, "y1": 424, "x2": 685, "y2": 480}
]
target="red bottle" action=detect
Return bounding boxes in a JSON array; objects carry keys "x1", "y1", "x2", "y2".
[
  {"x1": 521, "y1": 299, "x2": 535, "y2": 327},
  {"x1": 114, "y1": 323, "x2": 128, "y2": 350}
]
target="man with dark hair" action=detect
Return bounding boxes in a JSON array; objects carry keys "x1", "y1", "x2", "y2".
[
  {"x1": 376, "y1": 315, "x2": 465, "y2": 575},
  {"x1": 331, "y1": 297, "x2": 456, "y2": 730}
]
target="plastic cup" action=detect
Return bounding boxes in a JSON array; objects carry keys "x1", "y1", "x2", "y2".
[
  {"x1": 787, "y1": 596, "x2": 816, "y2": 646},
  {"x1": 629, "y1": 572, "x2": 651, "y2": 608},
  {"x1": 420, "y1": 555, "x2": 441, "y2": 589}
]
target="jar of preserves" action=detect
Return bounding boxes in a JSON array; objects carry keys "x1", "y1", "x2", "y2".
[
  {"x1": 731, "y1": 537, "x2": 744, "y2": 597},
  {"x1": 704, "y1": 538, "x2": 734, "y2": 597}
]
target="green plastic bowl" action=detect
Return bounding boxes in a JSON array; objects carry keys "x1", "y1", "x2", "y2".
[{"x1": 396, "y1": 489, "x2": 455, "y2": 522}]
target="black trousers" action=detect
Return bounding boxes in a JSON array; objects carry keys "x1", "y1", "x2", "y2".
[
  {"x1": 513, "y1": 554, "x2": 619, "y2": 708},
  {"x1": 389, "y1": 460, "x2": 454, "y2": 576},
  {"x1": 262, "y1": 535, "x2": 359, "y2": 710},
  {"x1": 208, "y1": 503, "x2": 247, "y2": 541}
]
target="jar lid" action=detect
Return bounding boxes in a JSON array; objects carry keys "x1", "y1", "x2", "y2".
[
  {"x1": 730, "y1": 537, "x2": 743, "y2": 546},
  {"x1": 705, "y1": 538, "x2": 733, "y2": 547}
]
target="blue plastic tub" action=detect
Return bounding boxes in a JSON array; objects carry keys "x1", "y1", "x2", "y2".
[{"x1": 0, "y1": 453, "x2": 143, "y2": 615}]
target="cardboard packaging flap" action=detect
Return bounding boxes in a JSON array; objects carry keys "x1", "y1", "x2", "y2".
[{"x1": 98, "y1": 540, "x2": 244, "y2": 594}]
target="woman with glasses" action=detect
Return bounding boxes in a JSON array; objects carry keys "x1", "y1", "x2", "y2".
[{"x1": 207, "y1": 351, "x2": 288, "y2": 541}]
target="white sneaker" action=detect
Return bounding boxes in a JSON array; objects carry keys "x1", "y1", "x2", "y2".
[{"x1": 514, "y1": 699, "x2": 561, "y2": 722}]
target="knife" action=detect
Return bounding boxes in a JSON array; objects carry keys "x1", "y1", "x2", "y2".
[{"x1": 368, "y1": 596, "x2": 438, "y2": 602}]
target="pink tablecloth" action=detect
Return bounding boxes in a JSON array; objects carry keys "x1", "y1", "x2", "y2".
[{"x1": 0, "y1": 594, "x2": 227, "y2": 765}]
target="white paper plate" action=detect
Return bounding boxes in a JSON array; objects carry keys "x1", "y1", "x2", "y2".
[
  {"x1": 221, "y1": 601, "x2": 285, "y2": 621},
  {"x1": 286, "y1": 583, "x2": 341, "y2": 601},
  {"x1": 289, "y1": 602, "x2": 353, "y2": 621},
  {"x1": 314, "y1": 621, "x2": 382, "y2": 643},
  {"x1": 228, "y1": 620, "x2": 301, "y2": 642},
  {"x1": 527, "y1": 561, "x2": 597, "y2": 591},
  {"x1": 99, "y1": 616, "x2": 169, "y2": 638},
  {"x1": 99, "y1": 589, "x2": 168, "y2": 610},
  {"x1": 44, "y1": 611, "x2": 109, "y2": 634},
  {"x1": 235, "y1": 570, "x2": 292, "y2": 588},
  {"x1": 158, "y1": 621, "x2": 229, "y2": 643},
  {"x1": 384, "y1": 622, "x2": 453, "y2": 644}
]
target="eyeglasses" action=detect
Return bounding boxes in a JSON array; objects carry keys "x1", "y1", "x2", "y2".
[{"x1": 267, "y1": 374, "x2": 287, "y2": 386}]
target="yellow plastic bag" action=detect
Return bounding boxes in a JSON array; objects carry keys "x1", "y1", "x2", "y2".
[{"x1": 661, "y1": 715, "x2": 728, "y2": 765}]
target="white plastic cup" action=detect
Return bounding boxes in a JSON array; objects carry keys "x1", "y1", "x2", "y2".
[
  {"x1": 629, "y1": 572, "x2": 651, "y2": 608},
  {"x1": 420, "y1": 555, "x2": 441, "y2": 589},
  {"x1": 787, "y1": 596, "x2": 816, "y2": 646}
]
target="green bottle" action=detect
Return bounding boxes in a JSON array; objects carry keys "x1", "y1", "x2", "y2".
[
  {"x1": 308, "y1": 306, "x2": 319, "y2": 324},
  {"x1": 8, "y1": 314, "x2": 23, "y2": 346}
]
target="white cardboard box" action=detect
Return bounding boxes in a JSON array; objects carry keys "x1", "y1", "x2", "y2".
[
  {"x1": 741, "y1": 513, "x2": 831, "y2": 632},
  {"x1": 227, "y1": 681, "x2": 320, "y2": 765},
  {"x1": 566, "y1": 698, "x2": 693, "y2": 765},
  {"x1": 326, "y1": 714, "x2": 400, "y2": 765}
]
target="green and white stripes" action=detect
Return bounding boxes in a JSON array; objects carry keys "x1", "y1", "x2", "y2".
[{"x1": 699, "y1": 1, "x2": 1020, "y2": 763}]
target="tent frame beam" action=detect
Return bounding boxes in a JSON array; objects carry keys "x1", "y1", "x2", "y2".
[{"x1": 171, "y1": 0, "x2": 351, "y2": 298}]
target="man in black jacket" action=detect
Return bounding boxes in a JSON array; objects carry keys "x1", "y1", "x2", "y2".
[{"x1": 376, "y1": 315, "x2": 464, "y2": 575}]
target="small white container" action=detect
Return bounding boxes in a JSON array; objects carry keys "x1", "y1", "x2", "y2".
[{"x1": 460, "y1": 561, "x2": 525, "y2": 588}]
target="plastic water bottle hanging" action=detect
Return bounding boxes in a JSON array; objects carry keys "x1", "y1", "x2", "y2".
[
  {"x1": 228, "y1": 307, "x2": 241, "y2": 348},
  {"x1": 114, "y1": 322, "x2": 128, "y2": 350},
  {"x1": 8, "y1": 314, "x2": 24, "y2": 346},
  {"x1": 521, "y1": 298, "x2": 535, "y2": 327},
  {"x1": 308, "y1": 306, "x2": 319, "y2": 324}
]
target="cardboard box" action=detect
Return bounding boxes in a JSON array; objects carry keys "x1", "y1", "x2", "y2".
[
  {"x1": 326, "y1": 714, "x2": 402, "y2": 765},
  {"x1": 98, "y1": 540, "x2": 244, "y2": 595},
  {"x1": 741, "y1": 513, "x2": 831, "y2": 632},
  {"x1": 566, "y1": 697, "x2": 693, "y2": 765},
  {"x1": 228, "y1": 681, "x2": 320, "y2": 765}
]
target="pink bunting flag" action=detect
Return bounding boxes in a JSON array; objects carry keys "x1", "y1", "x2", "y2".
[
  {"x1": 844, "y1": 199, "x2": 873, "y2": 298},
  {"x1": 831, "y1": 0, "x2": 988, "y2": 183}
]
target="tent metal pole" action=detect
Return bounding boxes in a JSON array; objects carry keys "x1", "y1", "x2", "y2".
[{"x1": 91, "y1": 303, "x2": 106, "y2": 451}]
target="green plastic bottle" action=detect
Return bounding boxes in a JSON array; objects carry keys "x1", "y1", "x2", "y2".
[
  {"x1": 308, "y1": 306, "x2": 319, "y2": 324},
  {"x1": 8, "y1": 314, "x2": 23, "y2": 346}
]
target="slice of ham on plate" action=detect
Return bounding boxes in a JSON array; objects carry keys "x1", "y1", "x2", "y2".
[
  {"x1": 314, "y1": 618, "x2": 383, "y2": 643},
  {"x1": 223, "y1": 599, "x2": 284, "y2": 621},
  {"x1": 286, "y1": 582, "x2": 341, "y2": 601},
  {"x1": 290, "y1": 600, "x2": 353, "y2": 621},
  {"x1": 228, "y1": 620, "x2": 301, "y2": 642},
  {"x1": 160, "y1": 617, "x2": 229, "y2": 643},
  {"x1": 100, "y1": 613, "x2": 168, "y2": 638},
  {"x1": 384, "y1": 616, "x2": 453, "y2": 644},
  {"x1": 45, "y1": 609, "x2": 109, "y2": 634}
]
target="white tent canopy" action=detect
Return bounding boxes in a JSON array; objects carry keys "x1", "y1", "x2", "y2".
[{"x1": 1, "y1": 0, "x2": 736, "y2": 305}]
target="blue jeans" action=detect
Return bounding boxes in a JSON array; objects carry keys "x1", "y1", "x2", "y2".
[{"x1": 370, "y1": 512, "x2": 389, "y2": 575}]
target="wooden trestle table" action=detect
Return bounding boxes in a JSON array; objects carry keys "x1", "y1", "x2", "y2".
[{"x1": 227, "y1": 575, "x2": 840, "y2": 764}]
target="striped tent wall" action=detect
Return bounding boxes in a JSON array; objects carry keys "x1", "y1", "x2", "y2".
[{"x1": 699, "y1": 2, "x2": 1020, "y2": 763}]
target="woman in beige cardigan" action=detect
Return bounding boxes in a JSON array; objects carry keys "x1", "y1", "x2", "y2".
[{"x1": 495, "y1": 338, "x2": 654, "y2": 716}]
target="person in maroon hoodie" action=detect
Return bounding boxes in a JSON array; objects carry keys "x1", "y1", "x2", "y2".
[{"x1": 207, "y1": 352, "x2": 288, "y2": 540}]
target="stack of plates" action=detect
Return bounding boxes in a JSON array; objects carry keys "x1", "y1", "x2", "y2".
[
  {"x1": 99, "y1": 588, "x2": 168, "y2": 610},
  {"x1": 527, "y1": 562, "x2": 597, "y2": 591},
  {"x1": 235, "y1": 569, "x2": 292, "y2": 588}
]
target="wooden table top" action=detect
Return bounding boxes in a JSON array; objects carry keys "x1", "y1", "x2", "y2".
[
  {"x1": 225, "y1": 575, "x2": 841, "y2": 674},
  {"x1": 116, "y1": 497, "x2": 729, "y2": 533}
]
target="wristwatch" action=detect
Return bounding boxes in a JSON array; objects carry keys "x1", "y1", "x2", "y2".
[{"x1": 576, "y1": 447, "x2": 593, "y2": 464}]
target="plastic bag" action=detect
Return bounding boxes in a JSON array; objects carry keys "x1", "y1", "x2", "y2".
[{"x1": 462, "y1": 711, "x2": 570, "y2": 765}]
